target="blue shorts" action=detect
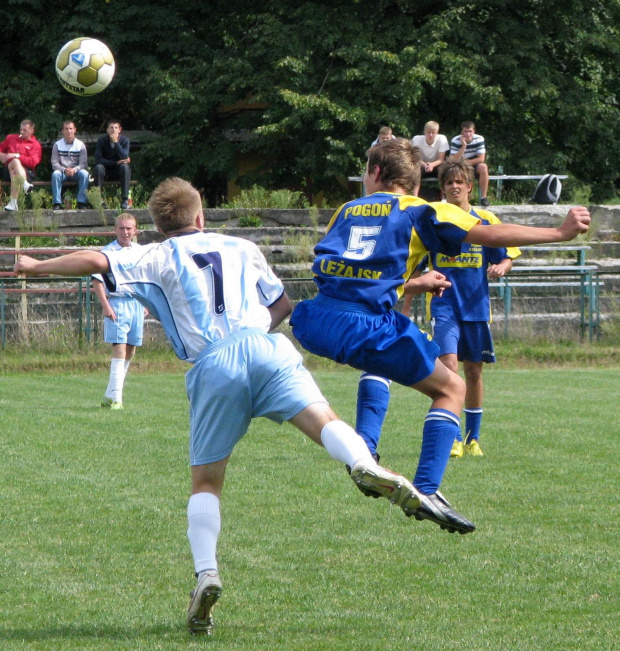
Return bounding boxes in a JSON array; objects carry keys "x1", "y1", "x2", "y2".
[
  {"x1": 103, "y1": 297, "x2": 145, "y2": 346},
  {"x1": 291, "y1": 294, "x2": 439, "y2": 387},
  {"x1": 186, "y1": 329, "x2": 327, "y2": 466},
  {"x1": 432, "y1": 315, "x2": 495, "y2": 363}
]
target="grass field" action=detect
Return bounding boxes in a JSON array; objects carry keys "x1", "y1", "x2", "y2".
[{"x1": 1, "y1": 366, "x2": 618, "y2": 650}]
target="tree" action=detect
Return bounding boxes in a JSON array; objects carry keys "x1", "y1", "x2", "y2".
[{"x1": 2, "y1": 0, "x2": 620, "y2": 203}]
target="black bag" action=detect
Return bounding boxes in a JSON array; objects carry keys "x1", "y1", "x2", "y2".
[{"x1": 530, "y1": 174, "x2": 562, "y2": 204}]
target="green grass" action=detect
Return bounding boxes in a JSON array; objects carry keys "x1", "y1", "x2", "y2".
[{"x1": 0, "y1": 367, "x2": 618, "y2": 650}]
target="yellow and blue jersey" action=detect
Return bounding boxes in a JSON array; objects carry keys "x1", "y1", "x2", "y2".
[
  {"x1": 312, "y1": 192, "x2": 480, "y2": 313},
  {"x1": 422, "y1": 207, "x2": 521, "y2": 321}
]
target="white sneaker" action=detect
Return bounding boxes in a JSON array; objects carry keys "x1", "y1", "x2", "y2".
[
  {"x1": 4, "y1": 199, "x2": 18, "y2": 211},
  {"x1": 350, "y1": 459, "x2": 422, "y2": 511},
  {"x1": 23, "y1": 181, "x2": 33, "y2": 195},
  {"x1": 187, "y1": 570, "x2": 222, "y2": 635}
]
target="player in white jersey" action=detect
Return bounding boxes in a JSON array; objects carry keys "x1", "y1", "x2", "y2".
[
  {"x1": 92, "y1": 213, "x2": 146, "y2": 409},
  {"x1": 14, "y1": 176, "x2": 429, "y2": 636}
]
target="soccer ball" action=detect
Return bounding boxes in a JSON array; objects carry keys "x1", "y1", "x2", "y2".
[{"x1": 55, "y1": 37, "x2": 115, "y2": 96}]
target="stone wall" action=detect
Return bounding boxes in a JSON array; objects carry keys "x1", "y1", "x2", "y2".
[{"x1": 1, "y1": 205, "x2": 619, "y2": 345}]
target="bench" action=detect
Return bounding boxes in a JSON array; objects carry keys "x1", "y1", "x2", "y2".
[
  {"x1": 0, "y1": 179, "x2": 138, "y2": 204},
  {"x1": 0, "y1": 275, "x2": 96, "y2": 348},
  {"x1": 349, "y1": 168, "x2": 569, "y2": 201},
  {"x1": 490, "y1": 264, "x2": 601, "y2": 341},
  {"x1": 518, "y1": 245, "x2": 590, "y2": 267}
]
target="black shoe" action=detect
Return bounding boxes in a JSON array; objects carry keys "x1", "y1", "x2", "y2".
[
  {"x1": 480, "y1": 197, "x2": 490, "y2": 207},
  {"x1": 77, "y1": 202, "x2": 89, "y2": 209},
  {"x1": 346, "y1": 453, "x2": 382, "y2": 498},
  {"x1": 121, "y1": 199, "x2": 129, "y2": 210},
  {"x1": 52, "y1": 203, "x2": 64, "y2": 210},
  {"x1": 403, "y1": 490, "x2": 476, "y2": 534}
]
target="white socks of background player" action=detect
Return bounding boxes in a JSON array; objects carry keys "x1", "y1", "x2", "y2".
[
  {"x1": 320, "y1": 420, "x2": 375, "y2": 468},
  {"x1": 188, "y1": 492, "x2": 221, "y2": 574},
  {"x1": 104, "y1": 358, "x2": 126, "y2": 403}
]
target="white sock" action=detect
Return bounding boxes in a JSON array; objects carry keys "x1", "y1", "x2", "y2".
[
  {"x1": 320, "y1": 420, "x2": 374, "y2": 468},
  {"x1": 187, "y1": 492, "x2": 221, "y2": 574},
  {"x1": 105, "y1": 358, "x2": 126, "y2": 402},
  {"x1": 23, "y1": 180, "x2": 32, "y2": 192}
]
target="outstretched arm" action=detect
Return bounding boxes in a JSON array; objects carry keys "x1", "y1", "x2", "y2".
[
  {"x1": 14, "y1": 251, "x2": 110, "y2": 277},
  {"x1": 465, "y1": 206, "x2": 590, "y2": 247}
]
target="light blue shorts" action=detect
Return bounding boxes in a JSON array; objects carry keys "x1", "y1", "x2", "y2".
[
  {"x1": 186, "y1": 329, "x2": 327, "y2": 466},
  {"x1": 103, "y1": 297, "x2": 145, "y2": 346},
  {"x1": 432, "y1": 315, "x2": 495, "y2": 363}
]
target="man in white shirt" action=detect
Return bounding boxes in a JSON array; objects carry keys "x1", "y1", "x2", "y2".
[
  {"x1": 411, "y1": 121, "x2": 450, "y2": 197},
  {"x1": 50, "y1": 120, "x2": 90, "y2": 209}
]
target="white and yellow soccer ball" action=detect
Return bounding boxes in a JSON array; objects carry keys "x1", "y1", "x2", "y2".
[{"x1": 55, "y1": 37, "x2": 115, "y2": 96}]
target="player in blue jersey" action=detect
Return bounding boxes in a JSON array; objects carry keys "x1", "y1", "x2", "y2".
[
  {"x1": 290, "y1": 138, "x2": 590, "y2": 534},
  {"x1": 14, "y1": 176, "x2": 429, "y2": 636},
  {"x1": 92, "y1": 213, "x2": 146, "y2": 410},
  {"x1": 404, "y1": 160, "x2": 521, "y2": 458}
]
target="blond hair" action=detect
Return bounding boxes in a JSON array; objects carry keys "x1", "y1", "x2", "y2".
[
  {"x1": 115, "y1": 212, "x2": 136, "y2": 226},
  {"x1": 366, "y1": 138, "x2": 421, "y2": 194},
  {"x1": 148, "y1": 177, "x2": 202, "y2": 234},
  {"x1": 424, "y1": 121, "x2": 440, "y2": 131}
]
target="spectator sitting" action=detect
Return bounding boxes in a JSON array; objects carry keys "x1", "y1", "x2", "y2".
[
  {"x1": 93, "y1": 119, "x2": 131, "y2": 210},
  {"x1": 51, "y1": 120, "x2": 90, "y2": 210},
  {"x1": 0, "y1": 119, "x2": 42, "y2": 212},
  {"x1": 449, "y1": 120, "x2": 490, "y2": 207},
  {"x1": 370, "y1": 126, "x2": 396, "y2": 147},
  {"x1": 411, "y1": 120, "x2": 450, "y2": 197}
]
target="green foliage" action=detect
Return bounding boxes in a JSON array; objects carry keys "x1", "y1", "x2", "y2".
[
  {"x1": 2, "y1": 2, "x2": 620, "y2": 202},
  {"x1": 222, "y1": 185, "x2": 310, "y2": 210},
  {"x1": 73, "y1": 235, "x2": 110, "y2": 247},
  {"x1": 238, "y1": 214, "x2": 263, "y2": 228},
  {"x1": 568, "y1": 181, "x2": 593, "y2": 206}
]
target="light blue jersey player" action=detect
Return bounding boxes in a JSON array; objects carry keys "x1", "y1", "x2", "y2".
[
  {"x1": 13, "y1": 177, "x2": 433, "y2": 636},
  {"x1": 92, "y1": 214, "x2": 145, "y2": 410},
  {"x1": 291, "y1": 139, "x2": 591, "y2": 535}
]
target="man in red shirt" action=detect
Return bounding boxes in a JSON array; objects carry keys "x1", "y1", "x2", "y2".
[{"x1": 0, "y1": 119, "x2": 42, "y2": 211}]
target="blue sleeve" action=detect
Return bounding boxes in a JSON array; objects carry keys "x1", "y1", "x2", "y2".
[
  {"x1": 416, "y1": 203, "x2": 477, "y2": 258},
  {"x1": 487, "y1": 245, "x2": 509, "y2": 265}
]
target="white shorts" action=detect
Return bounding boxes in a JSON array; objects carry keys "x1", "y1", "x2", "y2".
[
  {"x1": 103, "y1": 297, "x2": 145, "y2": 346},
  {"x1": 186, "y1": 329, "x2": 327, "y2": 465}
]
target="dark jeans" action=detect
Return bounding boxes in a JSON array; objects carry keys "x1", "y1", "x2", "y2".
[{"x1": 92, "y1": 163, "x2": 131, "y2": 200}]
